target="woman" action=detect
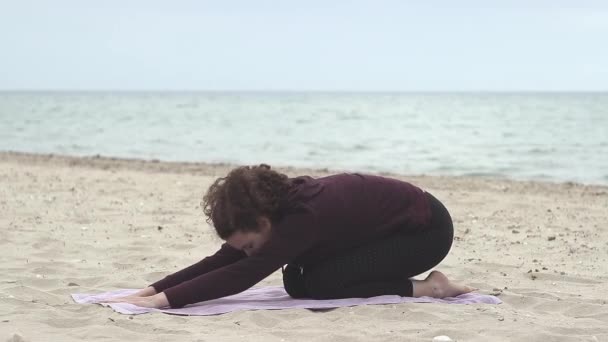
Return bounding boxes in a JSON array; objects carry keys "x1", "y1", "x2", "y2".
[{"x1": 108, "y1": 164, "x2": 474, "y2": 308}]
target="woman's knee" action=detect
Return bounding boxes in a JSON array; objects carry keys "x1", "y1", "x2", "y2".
[
  {"x1": 282, "y1": 264, "x2": 308, "y2": 298},
  {"x1": 303, "y1": 270, "x2": 343, "y2": 299},
  {"x1": 304, "y1": 281, "x2": 340, "y2": 299}
]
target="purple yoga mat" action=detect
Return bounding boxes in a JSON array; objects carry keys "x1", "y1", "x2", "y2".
[{"x1": 71, "y1": 286, "x2": 502, "y2": 316}]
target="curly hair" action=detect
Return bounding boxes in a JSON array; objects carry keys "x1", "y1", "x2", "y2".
[{"x1": 202, "y1": 164, "x2": 292, "y2": 239}]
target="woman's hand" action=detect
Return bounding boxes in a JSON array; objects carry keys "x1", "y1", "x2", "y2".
[
  {"x1": 100, "y1": 286, "x2": 158, "y2": 306},
  {"x1": 104, "y1": 292, "x2": 170, "y2": 309},
  {"x1": 130, "y1": 286, "x2": 157, "y2": 297}
]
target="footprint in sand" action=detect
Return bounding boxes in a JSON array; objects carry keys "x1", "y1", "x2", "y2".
[{"x1": 5, "y1": 333, "x2": 29, "y2": 342}]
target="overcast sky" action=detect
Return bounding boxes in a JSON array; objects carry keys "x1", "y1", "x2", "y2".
[{"x1": 1, "y1": 0, "x2": 607, "y2": 91}]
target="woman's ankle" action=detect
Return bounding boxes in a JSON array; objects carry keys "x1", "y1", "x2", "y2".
[{"x1": 411, "y1": 278, "x2": 434, "y2": 297}]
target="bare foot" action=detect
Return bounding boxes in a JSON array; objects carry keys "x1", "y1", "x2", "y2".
[{"x1": 412, "y1": 270, "x2": 476, "y2": 298}]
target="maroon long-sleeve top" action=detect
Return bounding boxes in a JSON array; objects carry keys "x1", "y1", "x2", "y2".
[{"x1": 150, "y1": 173, "x2": 432, "y2": 308}]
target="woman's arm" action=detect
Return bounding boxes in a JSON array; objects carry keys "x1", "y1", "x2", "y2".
[
  {"x1": 104, "y1": 243, "x2": 245, "y2": 307},
  {"x1": 161, "y1": 212, "x2": 318, "y2": 308},
  {"x1": 149, "y1": 242, "x2": 246, "y2": 293}
]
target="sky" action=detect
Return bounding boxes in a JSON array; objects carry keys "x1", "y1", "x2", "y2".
[{"x1": 1, "y1": 0, "x2": 607, "y2": 91}]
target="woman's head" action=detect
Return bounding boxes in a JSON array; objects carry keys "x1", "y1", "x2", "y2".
[{"x1": 202, "y1": 164, "x2": 292, "y2": 253}]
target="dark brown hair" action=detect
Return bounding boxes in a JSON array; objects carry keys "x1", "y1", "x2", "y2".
[{"x1": 202, "y1": 164, "x2": 292, "y2": 239}]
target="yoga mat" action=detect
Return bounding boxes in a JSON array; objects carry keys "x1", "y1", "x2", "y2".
[{"x1": 72, "y1": 286, "x2": 502, "y2": 316}]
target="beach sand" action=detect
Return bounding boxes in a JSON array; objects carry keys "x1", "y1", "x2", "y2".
[{"x1": 1, "y1": 151, "x2": 607, "y2": 342}]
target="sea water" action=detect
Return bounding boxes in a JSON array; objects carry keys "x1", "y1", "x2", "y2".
[{"x1": 0, "y1": 91, "x2": 606, "y2": 185}]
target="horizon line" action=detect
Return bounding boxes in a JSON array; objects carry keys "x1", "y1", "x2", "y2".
[{"x1": 1, "y1": 89, "x2": 607, "y2": 94}]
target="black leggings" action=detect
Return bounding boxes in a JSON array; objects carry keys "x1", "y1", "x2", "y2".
[{"x1": 282, "y1": 192, "x2": 453, "y2": 299}]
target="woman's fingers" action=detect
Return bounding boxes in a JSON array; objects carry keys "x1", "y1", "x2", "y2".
[
  {"x1": 101, "y1": 298, "x2": 124, "y2": 303},
  {"x1": 115, "y1": 297, "x2": 157, "y2": 308},
  {"x1": 101, "y1": 296, "x2": 154, "y2": 308},
  {"x1": 102, "y1": 295, "x2": 138, "y2": 303},
  {"x1": 99, "y1": 292, "x2": 168, "y2": 308}
]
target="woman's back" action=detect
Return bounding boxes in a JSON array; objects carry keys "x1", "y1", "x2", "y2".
[{"x1": 287, "y1": 173, "x2": 432, "y2": 265}]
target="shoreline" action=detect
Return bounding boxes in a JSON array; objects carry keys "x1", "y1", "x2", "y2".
[{"x1": 2, "y1": 150, "x2": 607, "y2": 193}]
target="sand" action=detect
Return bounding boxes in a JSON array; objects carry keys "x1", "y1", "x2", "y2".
[{"x1": 1, "y1": 151, "x2": 607, "y2": 342}]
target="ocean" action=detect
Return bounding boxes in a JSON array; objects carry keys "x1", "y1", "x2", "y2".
[{"x1": 0, "y1": 91, "x2": 607, "y2": 185}]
